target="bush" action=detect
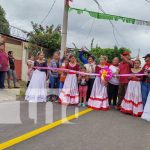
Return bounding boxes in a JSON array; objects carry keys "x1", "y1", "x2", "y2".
[{"x1": 89, "y1": 46, "x2": 131, "y2": 63}]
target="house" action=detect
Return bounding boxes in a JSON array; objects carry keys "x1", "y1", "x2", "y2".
[{"x1": 0, "y1": 33, "x2": 29, "y2": 81}]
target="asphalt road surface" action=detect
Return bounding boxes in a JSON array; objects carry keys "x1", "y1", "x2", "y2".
[{"x1": 0, "y1": 101, "x2": 150, "y2": 150}]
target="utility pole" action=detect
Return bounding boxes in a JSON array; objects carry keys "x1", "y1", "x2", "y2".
[
  {"x1": 137, "y1": 49, "x2": 140, "y2": 58},
  {"x1": 60, "y1": 0, "x2": 69, "y2": 59}
]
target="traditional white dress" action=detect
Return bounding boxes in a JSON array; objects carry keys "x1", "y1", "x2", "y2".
[
  {"x1": 25, "y1": 61, "x2": 47, "y2": 103},
  {"x1": 120, "y1": 69, "x2": 143, "y2": 117},
  {"x1": 59, "y1": 63, "x2": 79, "y2": 105},
  {"x1": 141, "y1": 92, "x2": 150, "y2": 121},
  {"x1": 88, "y1": 65, "x2": 109, "y2": 110}
]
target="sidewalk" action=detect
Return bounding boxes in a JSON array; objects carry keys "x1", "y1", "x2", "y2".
[
  {"x1": 0, "y1": 89, "x2": 20, "y2": 102},
  {"x1": 0, "y1": 80, "x2": 27, "y2": 102}
]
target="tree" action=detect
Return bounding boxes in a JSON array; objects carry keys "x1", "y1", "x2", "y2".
[
  {"x1": 27, "y1": 22, "x2": 61, "y2": 57},
  {"x1": 0, "y1": 5, "x2": 10, "y2": 34},
  {"x1": 72, "y1": 45, "x2": 130, "y2": 64},
  {"x1": 89, "y1": 46, "x2": 131, "y2": 63}
]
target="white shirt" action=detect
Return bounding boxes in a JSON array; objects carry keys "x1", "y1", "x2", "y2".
[
  {"x1": 109, "y1": 65, "x2": 120, "y2": 85},
  {"x1": 84, "y1": 63, "x2": 96, "y2": 79}
]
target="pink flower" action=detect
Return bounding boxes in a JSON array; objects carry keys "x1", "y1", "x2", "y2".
[{"x1": 99, "y1": 67, "x2": 113, "y2": 81}]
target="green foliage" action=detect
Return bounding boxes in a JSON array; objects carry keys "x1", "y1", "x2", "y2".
[
  {"x1": 27, "y1": 22, "x2": 61, "y2": 57},
  {"x1": 89, "y1": 46, "x2": 131, "y2": 63},
  {"x1": 0, "y1": 5, "x2": 10, "y2": 34},
  {"x1": 71, "y1": 42, "x2": 130, "y2": 64}
]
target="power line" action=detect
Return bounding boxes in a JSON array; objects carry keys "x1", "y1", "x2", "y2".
[
  {"x1": 92, "y1": 0, "x2": 120, "y2": 46},
  {"x1": 86, "y1": 19, "x2": 95, "y2": 39},
  {"x1": 92, "y1": 0, "x2": 131, "y2": 47},
  {"x1": 40, "y1": 0, "x2": 57, "y2": 25},
  {"x1": 145, "y1": 0, "x2": 150, "y2": 2},
  {"x1": 82, "y1": 18, "x2": 95, "y2": 47}
]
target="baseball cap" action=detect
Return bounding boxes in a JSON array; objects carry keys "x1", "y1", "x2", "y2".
[
  {"x1": 143, "y1": 54, "x2": 150, "y2": 58},
  {"x1": 122, "y1": 51, "x2": 130, "y2": 56}
]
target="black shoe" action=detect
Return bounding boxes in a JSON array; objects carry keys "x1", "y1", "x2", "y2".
[{"x1": 47, "y1": 95, "x2": 53, "y2": 102}]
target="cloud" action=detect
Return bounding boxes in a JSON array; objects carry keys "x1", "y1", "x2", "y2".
[{"x1": 0, "y1": 0, "x2": 150, "y2": 56}]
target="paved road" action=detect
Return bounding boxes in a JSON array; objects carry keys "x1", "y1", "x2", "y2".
[
  {"x1": 0, "y1": 102, "x2": 150, "y2": 150},
  {"x1": 0, "y1": 101, "x2": 85, "y2": 143}
]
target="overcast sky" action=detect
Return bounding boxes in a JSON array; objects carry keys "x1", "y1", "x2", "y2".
[{"x1": 0, "y1": 0, "x2": 150, "y2": 56}]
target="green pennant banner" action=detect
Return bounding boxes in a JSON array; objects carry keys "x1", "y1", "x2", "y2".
[{"x1": 69, "y1": 7, "x2": 150, "y2": 26}]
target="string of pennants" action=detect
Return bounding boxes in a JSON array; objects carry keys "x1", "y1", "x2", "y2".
[{"x1": 68, "y1": 7, "x2": 150, "y2": 26}]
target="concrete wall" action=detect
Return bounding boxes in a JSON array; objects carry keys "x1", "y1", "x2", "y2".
[
  {"x1": 0, "y1": 35, "x2": 29, "y2": 81},
  {"x1": 21, "y1": 42, "x2": 29, "y2": 82},
  {"x1": 5, "y1": 43, "x2": 23, "y2": 80},
  {"x1": 5, "y1": 43, "x2": 23, "y2": 60}
]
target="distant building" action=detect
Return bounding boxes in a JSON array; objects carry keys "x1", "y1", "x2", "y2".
[{"x1": 0, "y1": 33, "x2": 29, "y2": 81}]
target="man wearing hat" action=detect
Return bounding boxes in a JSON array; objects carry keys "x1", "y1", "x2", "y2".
[
  {"x1": 0, "y1": 41, "x2": 9, "y2": 89},
  {"x1": 117, "y1": 51, "x2": 134, "y2": 109},
  {"x1": 141, "y1": 54, "x2": 150, "y2": 108}
]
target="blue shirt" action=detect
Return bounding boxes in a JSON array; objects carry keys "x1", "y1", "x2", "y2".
[{"x1": 79, "y1": 51, "x2": 88, "y2": 64}]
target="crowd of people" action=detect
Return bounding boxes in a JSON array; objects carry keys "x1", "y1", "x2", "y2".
[
  {"x1": 0, "y1": 40, "x2": 150, "y2": 121},
  {"x1": 0, "y1": 41, "x2": 19, "y2": 89},
  {"x1": 25, "y1": 48, "x2": 150, "y2": 121}
]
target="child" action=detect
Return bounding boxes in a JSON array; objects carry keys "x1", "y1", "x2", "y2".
[
  {"x1": 120, "y1": 59, "x2": 143, "y2": 117},
  {"x1": 59, "y1": 55, "x2": 80, "y2": 105},
  {"x1": 78, "y1": 67, "x2": 89, "y2": 107},
  {"x1": 141, "y1": 92, "x2": 150, "y2": 121},
  {"x1": 59, "y1": 58, "x2": 69, "y2": 91},
  {"x1": 26, "y1": 55, "x2": 34, "y2": 87},
  {"x1": 88, "y1": 56, "x2": 110, "y2": 110},
  {"x1": 108, "y1": 57, "x2": 120, "y2": 107},
  {"x1": 25, "y1": 52, "x2": 48, "y2": 103}
]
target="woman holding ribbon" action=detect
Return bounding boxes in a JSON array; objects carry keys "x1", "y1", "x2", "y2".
[
  {"x1": 120, "y1": 59, "x2": 143, "y2": 117},
  {"x1": 59, "y1": 55, "x2": 80, "y2": 105},
  {"x1": 25, "y1": 52, "x2": 48, "y2": 103},
  {"x1": 88, "y1": 56, "x2": 112, "y2": 110}
]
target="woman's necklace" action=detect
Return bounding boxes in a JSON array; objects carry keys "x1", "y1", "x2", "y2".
[
  {"x1": 131, "y1": 67, "x2": 142, "y2": 73},
  {"x1": 37, "y1": 59, "x2": 44, "y2": 64},
  {"x1": 98, "y1": 64, "x2": 105, "y2": 68},
  {"x1": 69, "y1": 62, "x2": 76, "y2": 67}
]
